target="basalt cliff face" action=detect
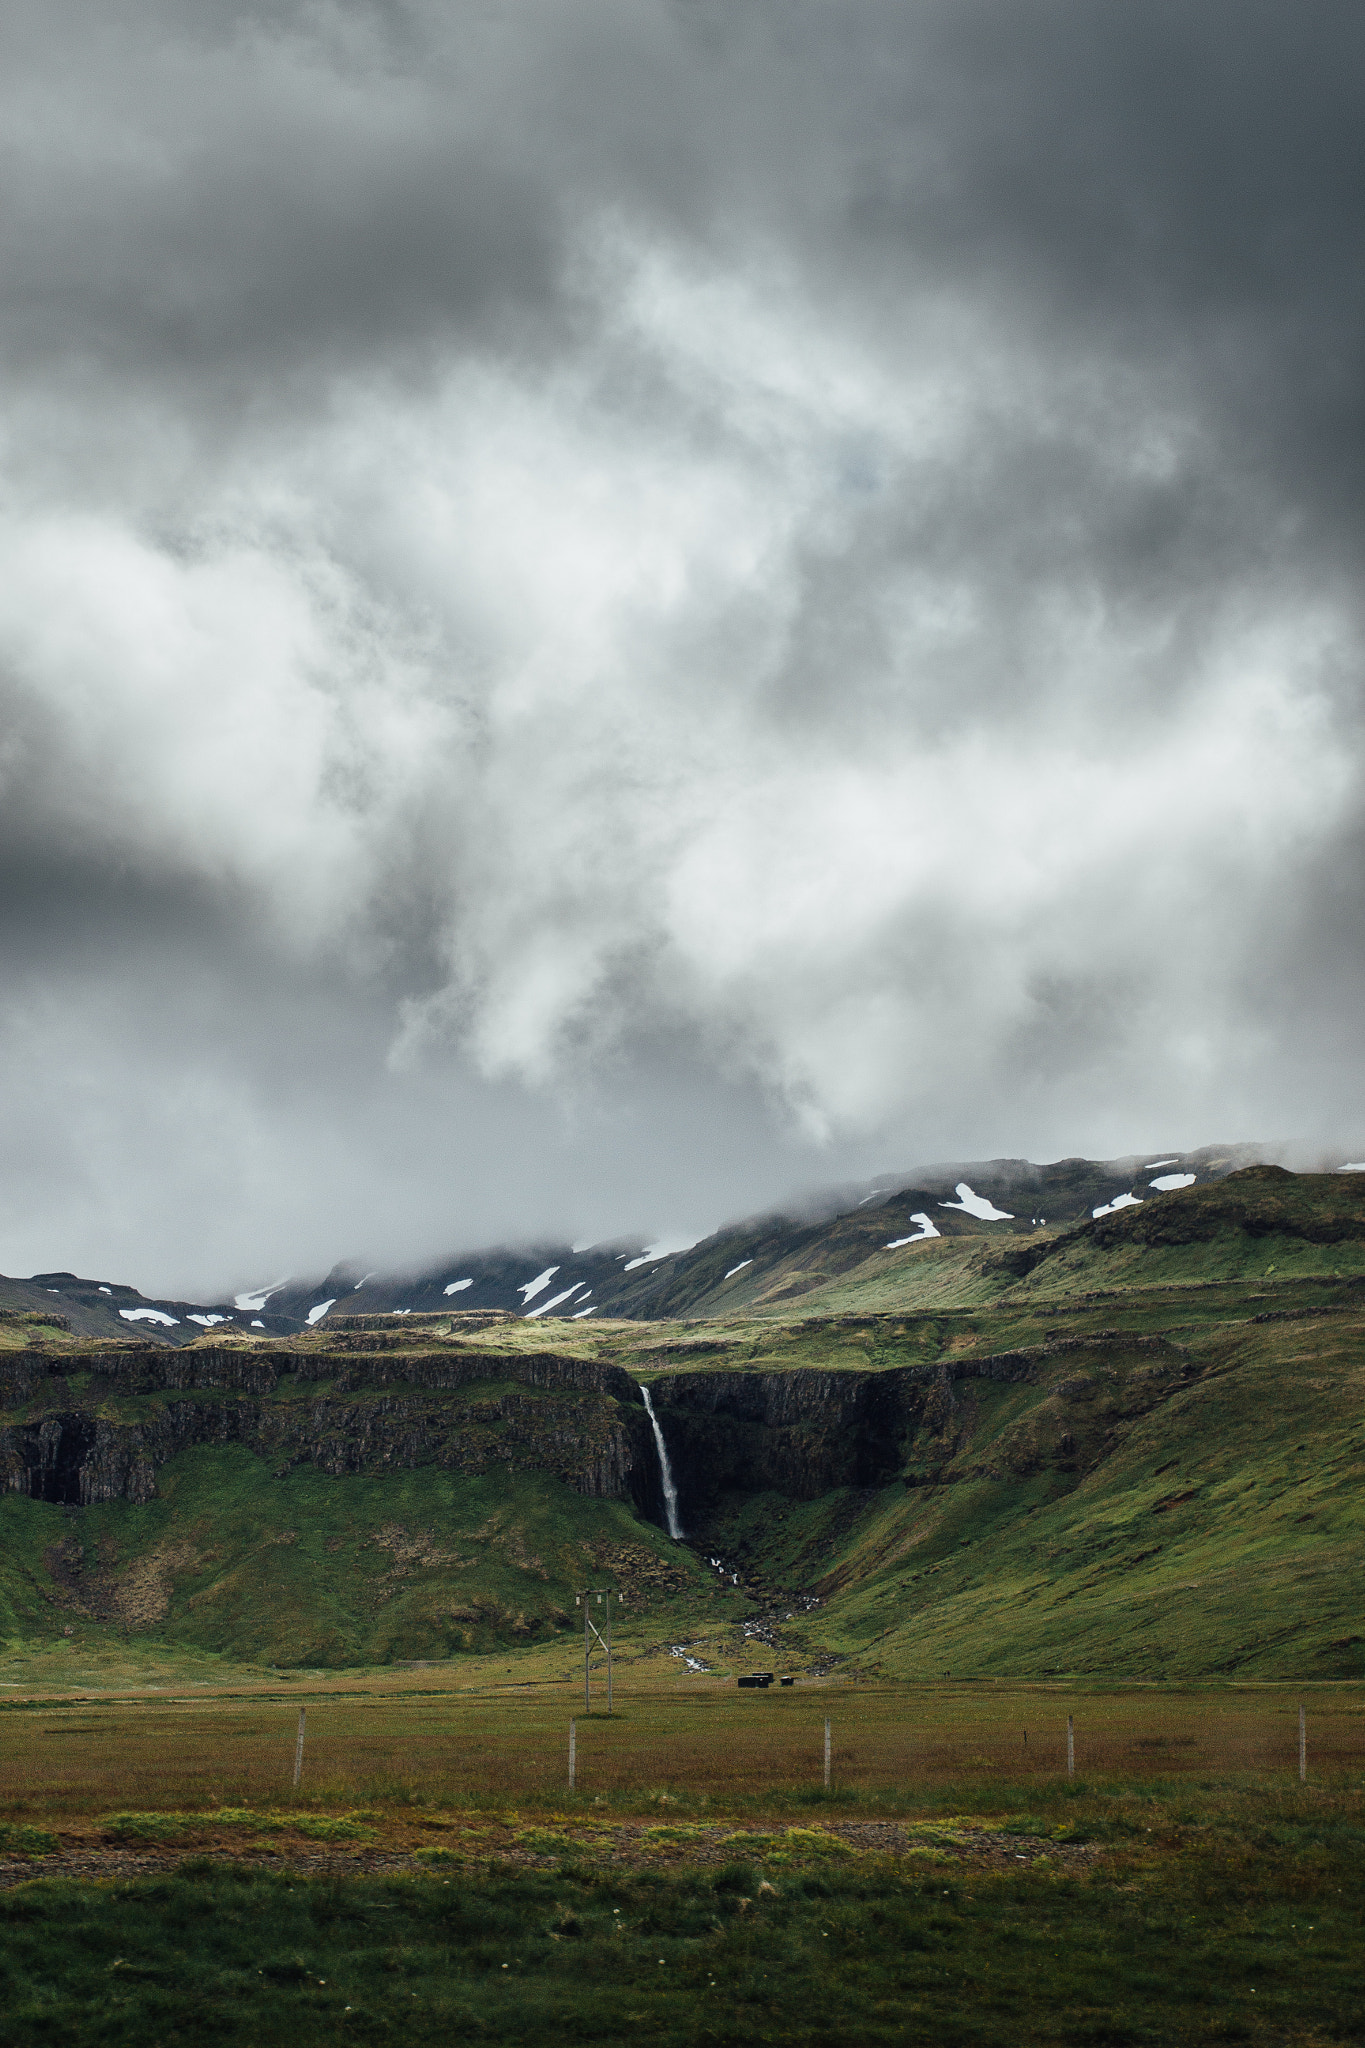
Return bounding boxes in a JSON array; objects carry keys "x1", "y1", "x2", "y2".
[
  {"x1": 0, "y1": 1327, "x2": 1204, "y2": 1538},
  {"x1": 646, "y1": 1355, "x2": 1037, "y2": 1514},
  {"x1": 0, "y1": 1343, "x2": 661, "y2": 1516},
  {"x1": 646, "y1": 1336, "x2": 1199, "y2": 1525}
]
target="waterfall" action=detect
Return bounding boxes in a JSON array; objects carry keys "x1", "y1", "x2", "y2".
[{"x1": 641, "y1": 1386, "x2": 684, "y2": 1540}]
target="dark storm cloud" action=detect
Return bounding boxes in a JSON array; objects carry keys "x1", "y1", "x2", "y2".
[{"x1": 0, "y1": 0, "x2": 1363, "y2": 1291}]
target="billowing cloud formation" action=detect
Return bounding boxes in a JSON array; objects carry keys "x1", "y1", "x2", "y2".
[{"x1": 1, "y1": 0, "x2": 1363, "y2": 1291}]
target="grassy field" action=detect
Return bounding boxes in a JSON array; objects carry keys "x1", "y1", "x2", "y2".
[
  {"x1": 2, "y1": 1813, "x2": 1363, "y2": 2046},
  {"x1": 1, "y1": 1669, "x2": 1359, "y2": 1815},
  {"x1": 2, "y1": 1676, "x2": 1364, "y2": 2044}
]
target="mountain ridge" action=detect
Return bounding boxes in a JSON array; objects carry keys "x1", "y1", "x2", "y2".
[
  {"x1": 2, "y1": 1161, "x2": 1364, "y2": 1678},
  {"x1": 0, "y1": 1141, "x2": 1298, "y2": 1345}
]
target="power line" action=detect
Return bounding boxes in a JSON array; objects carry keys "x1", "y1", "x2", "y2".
[{"x1": 575, "y1": 1587, "x2": 621, "y2": 1713}]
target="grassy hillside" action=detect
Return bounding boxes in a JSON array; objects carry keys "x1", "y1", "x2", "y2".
[
  {"x1": 565, "y1": 1142, "x2": 1271, "y2": 1320},
  {"x1": 653, "y1": 1166, "x2": 1365, "y2": 1320},
  {"x1": 692, "y1": 1298, "x2": 1365, "y2": 1682},
  {"x1": 0, "y1": 1452, "x2": 727, "y2": 1670},
  {"x1": 0, "y1": 1167, "x2": 1361, "y2": 1684}
]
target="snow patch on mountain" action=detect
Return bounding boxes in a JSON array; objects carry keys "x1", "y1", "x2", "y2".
[
  {"x1": 526, "y1": 1283, "x2": 585, "y2": 1318},
  {"x1": 234, "y1": 1278, "x2": 289, "y2": 1311},
  {"x1": 885, "y1": 1214, "x2": 940, "y2": 1247},
  {"x1": 941, "y1": 1183, "x2": 1014, "y2": 1221}
]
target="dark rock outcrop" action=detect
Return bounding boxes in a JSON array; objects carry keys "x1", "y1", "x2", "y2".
[
  {"x1": 0, "y1": 1327, "x2": 1196, "y2": 1532},
  {"x1": 0, "y1": 1347, "x2": 659, "y2": 1514},
  {"x1": 647, "y1": 1352, "x2": 1039, "y2": 1517}
]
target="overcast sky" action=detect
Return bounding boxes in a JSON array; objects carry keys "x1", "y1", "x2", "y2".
[{"x1": 1, "y1": 0, "x2": 1363, "y2": 1296}]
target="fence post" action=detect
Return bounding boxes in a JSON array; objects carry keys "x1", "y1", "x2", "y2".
[
  {"x1": 569, "y1": 1717, "x2": 576, "y2": 1792},
  {"x1": 293, "y1": 1708, "x2": 306, "y2": 1790},
  {"x1": 824, "y1": 1717, "x2": 831, "y2": 1790},
  {"x1": 1066, "y1": 1714, "x2": 1074, "y2": 1778},
  {"x1": 1299, "y1": 1704, "x2": 1306, "y2": 1784}
]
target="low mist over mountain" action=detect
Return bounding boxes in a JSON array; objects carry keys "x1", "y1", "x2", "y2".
[{"x1": 2, "y1": 1140, "x2": 1339, "y2": 1344}]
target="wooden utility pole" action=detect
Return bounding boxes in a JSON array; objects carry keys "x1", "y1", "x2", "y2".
[
  {"x1": 1299, "y1": 1703, "x2": 1306, "y2": 1784},
  {"x1": 576, "y1": 1588, "x2": 620, "y2": 1713},
  {"x1": 293, "y1": 1708, "x2": 307, "y2": 1790},
  {"x1": 824, "y1": 1718, "x2": 831, "y2": 1789},
  {"x1": 1067, "y1": 1714, "x2": 1074, "y2": 1778}
]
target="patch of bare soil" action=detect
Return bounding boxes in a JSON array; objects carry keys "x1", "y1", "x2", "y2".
[
  {"x1": 109, "y1": 1541, "x2": 203, "y2": 1628},
  {"x1": 42, "y1": 1536, "x2": 203, "y2": 1628}
]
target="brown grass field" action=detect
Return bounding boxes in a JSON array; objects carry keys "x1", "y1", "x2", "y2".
[
  {"x1": 6, "y1": 1663, "x2": 1365, "y2": 2046},
  {"x1": 4, "y1": 1667, "x2": 1363, "y2": 1819}
]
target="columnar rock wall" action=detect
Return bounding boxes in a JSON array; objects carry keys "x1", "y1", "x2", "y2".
[
  {"x1": 645, "y1": 1356, "x2": 1038, "y2": 1510},
  {"x1": 0, "y1": 1332, "x2": 1191, "y2": 1527},
  {"x1": 0, "y1": 1345, "x2": 658, "y2": 1512}
]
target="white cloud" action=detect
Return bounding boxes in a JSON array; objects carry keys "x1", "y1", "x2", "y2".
[{"x1": 0, "y1": 2, "x2": 1362, "y2": 1292}]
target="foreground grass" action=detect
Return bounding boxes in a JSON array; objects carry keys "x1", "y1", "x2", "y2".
[{"x1": 2, "y1": 1790, "x2": 1363, "y2": 2047}]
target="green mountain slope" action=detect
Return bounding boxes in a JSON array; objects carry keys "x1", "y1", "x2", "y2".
[
  {"x1": 0, "y1": 1452, "x2": 710, "y2": 1669},
  {"x1": 1003, "y1": 1164, "x2": 1365, "y2": 1293},
  {"x1": 595, "y1": 1143, "x2": 1269, "y2": 1319},
  {"x1": 682, "y1": 1298, "x2": 1365, "y2": 1681},
  {"x1": 0, "y1": 1166, "x2": 1361, "y2": 1681},
  {"x1": 702, "y1": 1164, "x2": 1365, "y2": 1319}
]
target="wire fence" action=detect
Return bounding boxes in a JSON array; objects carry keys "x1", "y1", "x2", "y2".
[{"x1": 2, "y1": 1682, "x2": 1360, "y2": 1809}]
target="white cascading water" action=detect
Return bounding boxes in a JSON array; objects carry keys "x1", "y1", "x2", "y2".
[{"x1": 641, "y1": 1386, "x2": 683, "y2": 1540}]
